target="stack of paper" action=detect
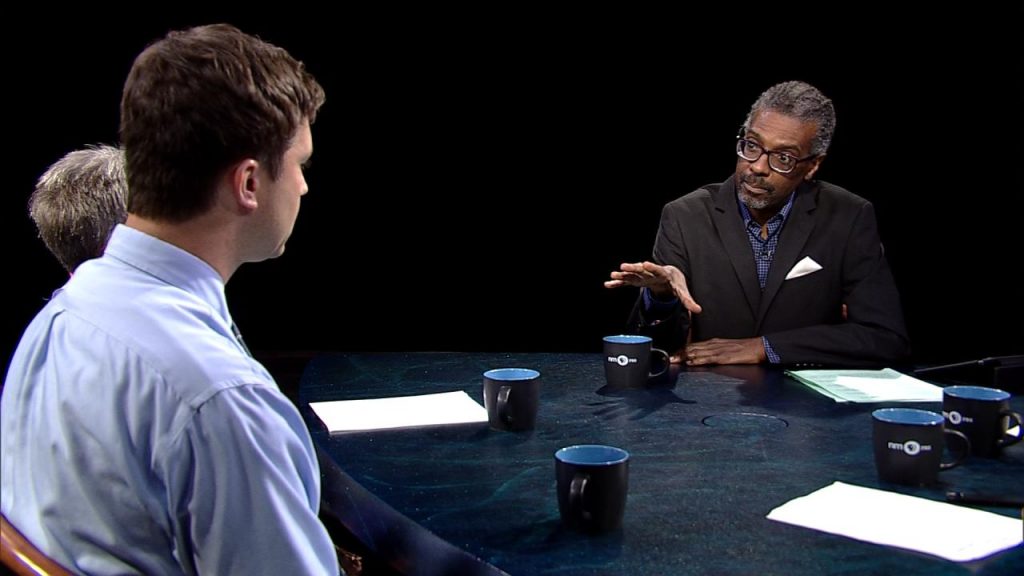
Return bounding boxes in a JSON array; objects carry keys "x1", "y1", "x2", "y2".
[
  {"x1": 310, "y1": 391, "x2": 488, "y2": 432},
  {"x1": 786, "y1": 368, "x2": 943, "y2": 403},
  {"x1": 767, "y1": 482, "x2": 1023, "y2": 562}
]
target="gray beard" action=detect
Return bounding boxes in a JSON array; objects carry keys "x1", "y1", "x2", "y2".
[{"x1": 738, "y1": 190, "x2": 772, "y2": 211}]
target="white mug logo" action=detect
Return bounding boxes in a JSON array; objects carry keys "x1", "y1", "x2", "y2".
[
  {"x1": 943, "y1": 410, "x2": 973, "y2": 425},
  {"x1": 607, "y1": 355, "x2": 637, "y2": 367},
  {"x1": 887, "y1": 440, "x2": 932, "y2": 456}
]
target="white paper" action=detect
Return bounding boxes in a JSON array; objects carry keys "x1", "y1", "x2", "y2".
[
  {"x1": 786, "y1": 368, "x2": 943, "y2": 403},
  {"x1": 310, "y1": 391, "x2": 488, "y2": 432},
  {"x1": 767, "y1": 481, "x2": 1023, "y2": 562}
]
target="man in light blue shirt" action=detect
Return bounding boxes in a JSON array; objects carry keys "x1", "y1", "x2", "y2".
[{"x1": 1, "y1": 24, "x2": 338, "y2": 575}]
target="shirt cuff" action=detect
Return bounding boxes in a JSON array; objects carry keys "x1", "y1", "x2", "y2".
[
  {"x1": 763, "y1": 337, "x2": 780, "y2": 364},
  {"x1": 642, "y1": 287, "x2": 679, "y2": 316}
]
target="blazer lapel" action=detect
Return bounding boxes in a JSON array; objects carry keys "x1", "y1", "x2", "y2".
[
  {"x1": 755, "y1": 181, "x2": 818, "y2": 332},
  {"x1": 710, "y1": 179, "x2": 761, "y2": 318}
]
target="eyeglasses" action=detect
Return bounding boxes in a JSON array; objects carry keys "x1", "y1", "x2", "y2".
[{"x1": 735, "y1": 138, "x2": 816, "y2": 174}]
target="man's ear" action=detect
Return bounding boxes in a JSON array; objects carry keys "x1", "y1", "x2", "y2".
[
  {"x1": 804, "y1": 154, "x2": 825, "y2": 181},
  {"x1": 229, "y1": 159, "x2": 260, "y2": 213}
]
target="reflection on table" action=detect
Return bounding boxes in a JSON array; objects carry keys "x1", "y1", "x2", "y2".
[{"x1": 300, "y1": 353, "x2": 1024, "y2": 576}]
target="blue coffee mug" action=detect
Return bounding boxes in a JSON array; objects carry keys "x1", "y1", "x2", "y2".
[
  {"x1": 555, "y1": 444, "x2": 629, "y2": 532},
  {"x1": 872, "y1": 408, "x2": 969, "y2": 485}
]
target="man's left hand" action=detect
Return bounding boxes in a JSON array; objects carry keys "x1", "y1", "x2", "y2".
[{"x1": 684, "y1": 338, "x2": 766, "y2": 365}]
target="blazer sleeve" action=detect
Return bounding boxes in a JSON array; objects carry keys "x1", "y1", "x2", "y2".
[{"x1": 767, "y1": 201, "x2": 910, "y2": 366}]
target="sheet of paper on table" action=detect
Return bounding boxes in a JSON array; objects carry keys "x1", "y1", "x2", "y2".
[
  {"x1": 767, "y1": 481, "x2": 1023, "y2": 562},
  {"x1": 310, "y1": 390, "x2": 488, "y2": 432},
  {"x1": 785, "y1": 368, "x2": 944, "y2": 403}
]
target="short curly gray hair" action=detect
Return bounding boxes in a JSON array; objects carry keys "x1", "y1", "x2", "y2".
[{"x1": 743, "y1": 81, "x2": 836, "y2": 156}]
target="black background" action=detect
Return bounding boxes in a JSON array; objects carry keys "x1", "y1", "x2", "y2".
[{"x1": 4, "y1": 8, "x2": 1022, "y2": 372}]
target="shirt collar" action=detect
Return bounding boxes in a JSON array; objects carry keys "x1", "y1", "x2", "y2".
[{"x1": 103, "y1": 224, "x2": 231, "y2": 322}]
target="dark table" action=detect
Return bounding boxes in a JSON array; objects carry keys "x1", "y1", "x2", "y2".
[{"x1": 299, "y1": 353, "x2": 1024, "y2": 575}]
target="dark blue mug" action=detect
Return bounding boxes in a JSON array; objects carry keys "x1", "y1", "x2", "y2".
[
  {"x1": 555, "y1": 444, "x2": 629, "y2": 532},
  {"x1": 872, "y1": 408, "x2": 969, "y2": 485},
  {"x1": 943, "y1": 386, "x2": 1022, "y2": 458},
  {"x1": 483, "y1": 368, "x2": 540, "y2": 431},
  {"x1": 603, "y1": 335, "x2": 669, "y2": 388}
]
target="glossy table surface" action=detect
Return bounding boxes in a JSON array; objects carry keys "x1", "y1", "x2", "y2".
[{"x1": 299, "y1": 353, "x2": 1024, "y2": 575}]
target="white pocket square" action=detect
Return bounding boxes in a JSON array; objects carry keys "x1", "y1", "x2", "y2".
[{"x1": 785, "y1": 256, "x2": 823, "y2": 280}]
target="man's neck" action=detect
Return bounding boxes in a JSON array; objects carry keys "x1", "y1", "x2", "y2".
[
  {"x1": 125, "y1": 213, "x2": 241, "y2": 282},
  {"x1": 744, "y1": 189, "x2": 797, "y2": 226},
  {"x1": 748, "y1": 206, "x2": 781, "y2": 227}
]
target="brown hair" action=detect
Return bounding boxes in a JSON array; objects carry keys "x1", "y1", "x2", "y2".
[{"x1": 120, "y1": 24, "x2": 325, "y2": 222}]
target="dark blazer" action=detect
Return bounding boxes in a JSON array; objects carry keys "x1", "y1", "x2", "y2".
[{"x1": 630, "y1": 177, "x2": 910, "y2": 367}]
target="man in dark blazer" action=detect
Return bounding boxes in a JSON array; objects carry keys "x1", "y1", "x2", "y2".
[{"x1": 605, "y1": 81, "x2": 909, "y2": 367}]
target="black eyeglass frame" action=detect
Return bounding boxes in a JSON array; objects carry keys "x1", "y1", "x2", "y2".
[{"x1": 735, "y1": 136, "x2": 817, "y2": 174}]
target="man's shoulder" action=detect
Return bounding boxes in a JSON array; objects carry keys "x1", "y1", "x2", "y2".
[
  {"x1": 62, "y1": 263, "x2": 217, "y2": 345},
  {"x1": 811, "y1": 179, "x2": 872, "y2": 209},
  {"x1": 661, "y1": 181, "x2": 728, "y2": 216},
  {"x1": 673, "y1": 181, "x2": 724, "y2": 202},
  {"x1": 663, "y1": 181, "x2": 729, "y2": 206},
  {"x1": 56, "y1": 267, "x2": 272, "y2": 405}
]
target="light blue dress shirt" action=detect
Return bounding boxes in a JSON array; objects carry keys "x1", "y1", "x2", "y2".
[{"x1": 1, "y1": 225, "x2": 338, "y2": 575}]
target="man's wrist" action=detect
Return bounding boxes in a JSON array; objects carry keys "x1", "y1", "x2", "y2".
[
  {"x1": 641, "y1": 287, "x2": 679, "y2": 322},
  {"x1": 647, "y1": 286, "x2": 675, "y2": 302}
]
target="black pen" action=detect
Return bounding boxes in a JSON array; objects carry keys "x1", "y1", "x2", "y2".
[{"x1": 945, "y1": 491, "x2": 1024, "y2": 508}]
